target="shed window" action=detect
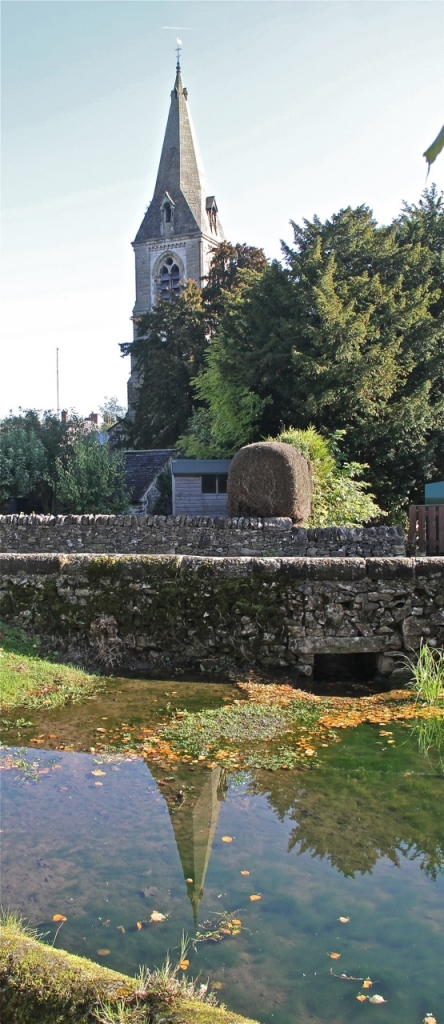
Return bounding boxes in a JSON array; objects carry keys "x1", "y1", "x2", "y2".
[{"x1": 201, "y1": 474, "x2": 228, "y2": 494}]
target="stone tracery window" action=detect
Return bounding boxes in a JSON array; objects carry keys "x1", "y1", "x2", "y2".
[{"x1": 159, "y1": 256, "x2": 181, "y2": 300}]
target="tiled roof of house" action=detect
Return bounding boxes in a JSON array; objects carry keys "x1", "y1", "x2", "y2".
[{"x1": 124, "y1": 450, "x2": 176, "y2": 502}]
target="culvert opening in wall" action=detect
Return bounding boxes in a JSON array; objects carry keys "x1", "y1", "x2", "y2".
[{"x1": 312, "y1": 652, "x2": 379, "y2": 696}]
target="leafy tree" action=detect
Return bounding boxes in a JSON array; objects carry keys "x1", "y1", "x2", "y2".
[
  {"x1": 0, "y1": 416, "x2": 47, "y2": 508},
  {"x1": 186, "y1": 195, "x2": 444, "y2": 516},
  {"x1": 123, "y1": 283, "x2": 209, "y2": 450},
  {"x1": 202, "y1": 241, "x2": 268, "y2": 316},
  {"x1": 273, "y1": 427, "x2": 384, "y2": 527},
  {"x1": 56, "y1": 435, "x2": 129, "y2": 514},
  {"x1": 124, "y1": 242, "x2": 267, "y2": 451},
  {"x1": 99, "y1": 396, "x2": 126, "y2": 428}
]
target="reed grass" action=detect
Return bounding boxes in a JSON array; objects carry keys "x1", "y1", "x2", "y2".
[{"x1": 408, "y1": 641, "x2": 444, "y2": 705}]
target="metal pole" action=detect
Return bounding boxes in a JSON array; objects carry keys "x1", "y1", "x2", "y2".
[{"x1": 56, "y1": 348, "x2": 60, "y2": 417}]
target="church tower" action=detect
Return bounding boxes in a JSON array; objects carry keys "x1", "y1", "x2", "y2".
[{"x1": 127, "y1": 52, "x2": 225, "y2": 416}]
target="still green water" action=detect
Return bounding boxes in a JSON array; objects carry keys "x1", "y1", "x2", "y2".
[{"x1": 1, "y1": 679, "x2": 443, "y2": 1024}]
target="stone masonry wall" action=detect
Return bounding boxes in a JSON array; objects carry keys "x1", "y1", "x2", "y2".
[
  {"x1": 1, "y1": 554, "x2": 442, "y2": 684},
  {"x1": 0, "y1": 515, "x2": 405, "y2": 558}
]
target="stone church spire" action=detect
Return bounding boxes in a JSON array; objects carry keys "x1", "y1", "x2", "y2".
[
  {"x1": 127, "y1": 56, "x2": 225, "y2": 416},
  {"x1": 134, "y1": 58, "x2": 224, "y2": 244}
]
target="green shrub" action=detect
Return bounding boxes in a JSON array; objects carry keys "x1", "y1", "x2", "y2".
[{"x1": 272, "y1": 427, "x2": 385, "y2": 527}]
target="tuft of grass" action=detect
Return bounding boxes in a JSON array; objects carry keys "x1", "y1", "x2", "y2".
[
  {"x1": 93, "y1": 936, "x2": 217, "y2": 1024},
  {"x1": 0, "y1": 619, "x2": 107, "y2": 712},
  {"x1": 407, "y1": 642, "x2": 444, "y2": 705}
]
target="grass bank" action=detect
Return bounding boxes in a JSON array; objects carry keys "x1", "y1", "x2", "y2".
[
  {"x1": 0, "y1": 621, "x2": 106, "y2": 712},
  {"x1": 0, "y1": 916, "x2": 259, "y2": 1024}
]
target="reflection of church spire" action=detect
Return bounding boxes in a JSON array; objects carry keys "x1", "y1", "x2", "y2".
[{"x1": 150, "y1": 765, "x2": 226, "y2": 923}]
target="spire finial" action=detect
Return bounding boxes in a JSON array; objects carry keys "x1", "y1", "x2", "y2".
[{"x1": 175, "y1": 38, "x2": 182, "y2": 71}]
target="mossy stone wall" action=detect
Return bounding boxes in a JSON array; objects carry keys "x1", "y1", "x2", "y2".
[{"x1": 1, "y1": 554, "x2": 443, "y2": 682}]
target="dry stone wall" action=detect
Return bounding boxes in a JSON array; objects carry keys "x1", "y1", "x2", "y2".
[
  {"x1": 0, "y1": 515, "x2": 405, "y2": 558},
  {"x1": 1, "y1": 554, "x2": 442, "y2": 684}
]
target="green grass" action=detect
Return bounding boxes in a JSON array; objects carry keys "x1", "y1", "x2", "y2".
[
  {"x1": 407, "y1": 641, "x2": 444, "y2": 705},
  {"x1": 161, "y1": 699, "x2": 321, "y2": 769},
  {"x1": 0, "y1": 620, "x2": 106, "y2": 712}
]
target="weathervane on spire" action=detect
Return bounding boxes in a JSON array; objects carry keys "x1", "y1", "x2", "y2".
[{"x1": 175, "y1": 38, "x2": 182, "y2": 70}]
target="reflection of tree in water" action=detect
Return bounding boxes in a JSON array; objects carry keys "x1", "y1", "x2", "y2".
[
  {"x1": 149, "y1": 763, "x2": 227, "y2": 922},
  {"x1": 248, "y1": 767, "x2": 444, "y2": 880}
]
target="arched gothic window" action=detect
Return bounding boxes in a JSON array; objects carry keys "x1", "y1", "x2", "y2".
[{"x1": 159, "y1": 257, "x2": 181, "y2": 300}]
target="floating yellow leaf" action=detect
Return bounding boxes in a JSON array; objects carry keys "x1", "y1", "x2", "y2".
[
  {"x1": 52, "y1": 914, "x2": 67, "y2": 922},
  {"x1": 240, "y1": 870, "x2": 250, "y2": 876},
  {"x1": 329, "y1": 952, "x2": 341, "y2": 959},
  {"x1": 136, "y1": 921, "x2": 143, "y2": 930},
  {"x1": 369, "y1": 995, "x2": 387, "y2": 1004},
  {"x1": 231, "y1": 928, "x2": 241, "y2": 935},
  {"x1": 179, "y1": 959, "x2": 189, "y2": 969},
  {"x1": 232, "y1": 919, "x2": 241, "y2": 925},
  {"x1": 338, "y1": 916, "x2": 350, "y2": 923},
  {"x1": 221, "y1": 836, "x2": 233, "y2": 843},
  {"x1": 250, "y1": 894, "x2": 261, "y2": 901},
  {"x1": 424, "y1": 1016, "x2": 437, "y2": 1024},
  {"x1": 362, "y1": 978, "x2": 373, "y2": 989},
  {"x1": 97, "y1": 949, "x2": 110, "y2": 956},
  {"x1": 116, "y1": 926, "x2": 125, "y2": 934},
  {"x1": 356, "y1": 994, "x2": 367, "y2": 1002},
  {"x1": 150, "y1": 910, "x2": 166, "y2": 922},
  {"x1": 186, "y1": 878, "x2": 193, "y2": 883},
  {"x1": 91, "y1": 769, "x2": 106, "y2": 777}
]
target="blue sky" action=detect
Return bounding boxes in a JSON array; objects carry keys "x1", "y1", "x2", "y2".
[{"x1": 2, "y1": 0, "x2": 443, "y2": 419}]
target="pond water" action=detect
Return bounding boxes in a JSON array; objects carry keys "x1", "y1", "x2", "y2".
[{"x1": 1, "y1": 679, "x2": 444, "y2": 1024}]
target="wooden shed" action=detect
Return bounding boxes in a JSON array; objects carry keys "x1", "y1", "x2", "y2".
[{"x1": 172, "y1": 460, "x2": 231, "y2": 516}]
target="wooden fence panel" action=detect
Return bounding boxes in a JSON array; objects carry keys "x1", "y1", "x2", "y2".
[{"x1": 408, "y1": 505, "x2": 444, "y2": 555}]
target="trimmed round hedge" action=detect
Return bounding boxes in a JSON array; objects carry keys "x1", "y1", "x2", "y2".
[{"x1": 227, "y1": 441, "x2": 312, "y2": 522}]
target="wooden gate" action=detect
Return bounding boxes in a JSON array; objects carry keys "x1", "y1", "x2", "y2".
[{"x1": 408, "y1": 505, "x2": 444, "y2": 555}]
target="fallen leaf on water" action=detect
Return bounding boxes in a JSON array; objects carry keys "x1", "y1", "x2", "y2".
[
  {"x1": 329, "y1": 952, "x2": 341, "y2": 959},
  {"x1": 250, "y1": 894, "x2": 261, "y2": 901},
  {"x1": 221, "y1": 928, "x2": 231, "y2": 935},
  {"x1": 179, "y1": 960, "x2": 189, "y2": 970},
  {"x1": 212, "y1": 982, "x2": 223, "y2": 990},
  {"x1": 221, "y1": 836, "x2": 233, "y2": 843},
  {"x1": 91, "y1": 769, "x2": 106, "y2": 777},
  {"x1": 338, "y1": 916, "x2": 350, "y2": 923},
  {"x1": 94, "y1": 782, "x2": 103, "y2": 787},
  {"x1": 136, "y1": 921, "x2": 143, "y2": 930},
  {"x1": 116, "y1": 926, "x2": 125, "y2": 934},
  {"x1": 186, "y1": 878, "x2": 193, "y2": 883},
  {"x1": 232, "y1": 919, "x2": 241, "y2": 925},
  {"x1": 369, "y1": 995, "x2": 387, "y2": 1004},
  {"x1": 362, "y1": 978, "x2": 373, "y2": 989},
  {"x1": 240, "y1": 870, "x2": 250, "y2": 876},
  {"x1": 97, "y1": 949, "x2": 110, "y2": 956},
  {"x1": 356, "y1": 994, "x2": 367, "y2": 1002},
  {"x1": 150, "y1": 911, "x2": 166, "y2": 922},
  {"x1": 424, "y1": 1016, "x2": 437, "y2": 1024},
  {"x1": 52, "y1": 914, "x2": 67, "y2": 922}
]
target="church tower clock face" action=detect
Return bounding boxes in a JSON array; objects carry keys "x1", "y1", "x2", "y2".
[{"x1": 127, "y1": 53, "x2": 225, "y2": 417}]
